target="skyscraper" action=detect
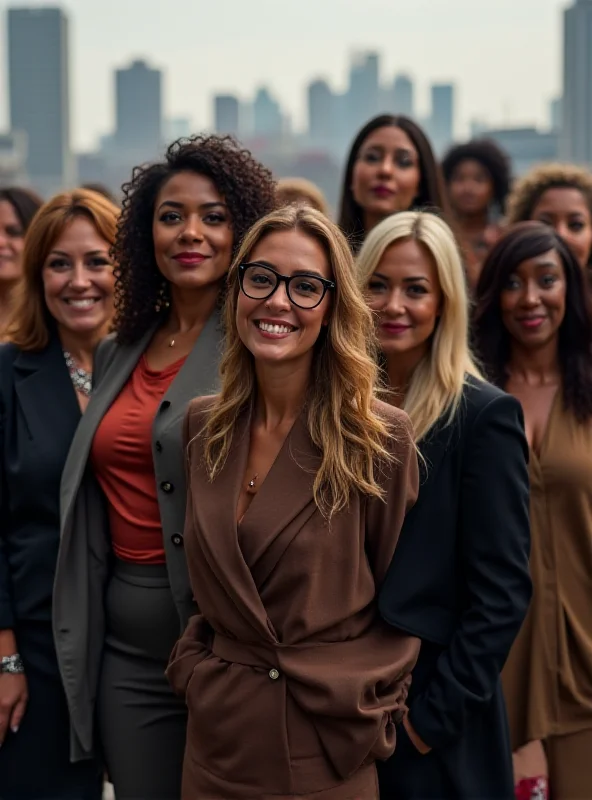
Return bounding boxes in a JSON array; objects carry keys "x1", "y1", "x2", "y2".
[
  {"x1": 391, "y1": 74, "x2": 414, "y2": 118},
  {"x1": 115, "y1": 60, "x2": 162, "y2": 159},
  {"x1": 561, "y1": 0, "x2": 592, "y2": 163},
  {"x1": 429, "y1": 84, "x2": 455, "y2": 155},
  {"x1": 8, "y1": 7, "x2": 73, "y2": 195},
  {"x1": 253, "y1": 88, "x2": 283, "y2": 138},
  {"x1": 307, "y1": 80, "x2": 335, "y2": 146},
  {"x1": 347, "y1": 52, "x2": 380, "y2": 133},
  {"x1": 214, "y1": 95, "x2": 240, "y2": 137}
]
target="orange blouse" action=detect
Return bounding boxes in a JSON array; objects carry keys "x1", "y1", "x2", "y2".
[{"x1": 91, "y1": 354, "x2": 186, "y2": 564}]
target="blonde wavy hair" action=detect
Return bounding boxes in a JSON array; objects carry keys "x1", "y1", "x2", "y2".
[
  {"x1": 356, "y1": 211, "x2": 481, "y2": 441},
  {"x1": 507, "y1": 162, "x2": 592, "y2": 224},
  {"x1": 204, "y1": 204, "x2": 397, "y2": 516}
]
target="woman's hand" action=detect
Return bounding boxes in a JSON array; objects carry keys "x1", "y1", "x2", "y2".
[
  {"x1": 0, "y1": 672, "x2": 28, "y2": 743},
  {"x1": 0, "y1": 629, "x2": 28, "y2": 744}
]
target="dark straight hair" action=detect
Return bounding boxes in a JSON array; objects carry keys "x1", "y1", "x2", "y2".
[
  {"x1": 473, "y1": 220, "x2": 592, "y2": 422},
  {"x1": 337, "y1": 114, "x2": 449, "y2": 251},
  {"x1": 0, "y1": 186, "x2": 43, "y2": 231}
]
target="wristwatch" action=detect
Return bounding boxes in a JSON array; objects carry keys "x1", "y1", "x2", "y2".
[{"x1": 0, "y1": 654, "x2": 25, "y2": 674}]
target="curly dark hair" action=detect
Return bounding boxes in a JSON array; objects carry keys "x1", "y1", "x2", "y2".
[
  {"x1": 473, "y1": 221, "x2": 592, "y2": 422},
  {"x1": 113, "y1": 135, "x2": 276, "y2": 344},
  {"x1": 442, "y1": 139, "x2": 511, "y2": 213},
  {"x1": 337, "y1": 114, "x2": 449, "y2": 252}
]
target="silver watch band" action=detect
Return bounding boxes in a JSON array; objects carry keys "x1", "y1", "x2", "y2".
[{"x1": 0, "y1": 654, "x2": 25, "y2": 674}]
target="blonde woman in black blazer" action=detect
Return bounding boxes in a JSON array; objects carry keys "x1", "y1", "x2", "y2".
[
  {"x1": 356, "y1": 211, "x2": 531, "y2": 799},
  {"x1": 55, "y1": 136, "x2": 276, "y2": 800}
]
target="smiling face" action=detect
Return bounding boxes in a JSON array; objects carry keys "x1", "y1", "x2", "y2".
[
  {"x1": 42, "y1": 216, "x2": 115, "y2": 339},
  {"x1": 531, "y1": 187, "x2": 592, "y2": 269},
  {"x1": 152, "y1": 170, "x2": 234, "y2": 295},
  {"x1": 366, "y1": 238, "x2": 442, "y2": 364},
  {"x1": 500, "y1": 248, "x2": 566, "y2": 350},
  {"x1": 0, "y1": 199, "x2": 26, "y2": 286},
  {"x1": 236, "y1": 229, "x2": 333, "y2": 369},
  {"x1": 351, "y1": 126, "x2": 421, "y2": 233}
]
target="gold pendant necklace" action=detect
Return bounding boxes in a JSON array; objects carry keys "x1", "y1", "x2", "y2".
[
  {"x1": 168, "y1": 338, "x2": 175, "y2": 347},
  {"x1": 247, "y1": 473, "x2": 258, "y2": 492}
]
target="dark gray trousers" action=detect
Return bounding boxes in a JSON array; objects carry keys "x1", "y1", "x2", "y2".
[{"x1": 97, "y1": 561, "x2": 187, "y2": 800}]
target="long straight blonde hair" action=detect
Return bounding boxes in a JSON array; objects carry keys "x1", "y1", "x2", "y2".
[
  {"x1": 356, "y1": 212, "x2": 481, "y2": 441},
  {"x1": 204, "y1": 205, "x2": 400, "y2": 517}
]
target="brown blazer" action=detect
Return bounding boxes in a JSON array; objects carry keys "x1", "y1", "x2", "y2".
[
  {"x1": 503, "y1": 394, "x2": 592, "y2": 749},
  {"x1": 167, "y1": 396, "x2": 421, "y2": 799}
]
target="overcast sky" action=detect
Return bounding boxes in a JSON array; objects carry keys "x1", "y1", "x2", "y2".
[{"x1": 0, "y1": 0, "x2": 568, "y2": 151}]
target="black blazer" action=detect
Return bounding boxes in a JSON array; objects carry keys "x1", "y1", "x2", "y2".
[
  {"x1": 377, "y1": 377, "x2": 531, "y2": 800},
  {"x1": 0, "y1": 334, "x2": 81, "y2": 630}
]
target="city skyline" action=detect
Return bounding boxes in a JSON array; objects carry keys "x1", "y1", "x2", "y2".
[{"x1": 0, "y1": 0, "x2": 566, "y2": 151}]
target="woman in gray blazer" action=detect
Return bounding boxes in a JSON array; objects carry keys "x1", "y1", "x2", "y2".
[{"x1": 55, "y1": 135, "x2": 276, "y2": 800}]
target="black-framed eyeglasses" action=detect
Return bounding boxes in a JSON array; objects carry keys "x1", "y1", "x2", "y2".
[{"x1": 238, "y1": 262, "x2": 335, "y2": 310}]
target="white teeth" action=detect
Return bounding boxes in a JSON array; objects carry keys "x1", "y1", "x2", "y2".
[
  {"x1": 66, "y1": 298, "x2": 98, "y2": 308},
  {"x1": 258, "y1": 321, "x2": 294, "y2": 334}
]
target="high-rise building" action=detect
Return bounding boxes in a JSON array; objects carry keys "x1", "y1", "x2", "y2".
[
  {"x1": 214, "y1": 95, "x2": 240, "y2": 137},
  {"x1": 429, "y1": 84, "x2": 455, "y2": 155},
  {"x1": 391, "y1": 74, "x2": 414, "y2": 118},
  {"x1": 8, "y1": 7, "x2": 73, "y2": 195},
  {"x1": 115, "y1": 60, "x2": 162, "y2": 159},
  {"x1": 253, "y1": 88, "x2": 283, "y2": 138},
  {"x1": 307, "y1": 80, "x2": 335, "y2": 146},
  {"x1": 561, "y1": 0, "x2": 592, "y2": 163},
  {"x1": 347, "y1": 52, "x2": 380, "y2": 133}
]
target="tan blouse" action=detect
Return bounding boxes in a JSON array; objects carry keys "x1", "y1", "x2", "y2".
[{"x1": 503, "y1": 394, "x2": 592, "y2": 749}]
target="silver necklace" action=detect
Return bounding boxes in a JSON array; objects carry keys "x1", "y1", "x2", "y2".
[{"x1": 63, "y1": 351, "x2": 93, "y2": 397}]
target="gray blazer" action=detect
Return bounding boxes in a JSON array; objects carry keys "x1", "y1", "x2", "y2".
[{"x1": 54, "y1": 310, "x2": 223, "y2": 761}]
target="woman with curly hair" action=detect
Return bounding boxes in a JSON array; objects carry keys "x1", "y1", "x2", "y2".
[
  {"x1": 473, "y1": 222, "x2": 592, "y2": 800},
  {"x1": 337, "y1": 114, "x2": 448, "y2": 252},
  {"x1": 442, "y1": 138, "x2": 511, "y2": 291},
  {"x1": 167, "y1": 204, "x2": 420, "y2": 798},
  {"x1": 507, "y1": 163, "x2": 592, "y2": 278},
  {"x1": 54, "y1": 135, "x2": 276, "y2": 799}
]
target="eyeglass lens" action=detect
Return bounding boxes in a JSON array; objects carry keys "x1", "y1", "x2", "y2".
[{"x1": 242, "y1": 264, "x2": 326, "y2": 309}]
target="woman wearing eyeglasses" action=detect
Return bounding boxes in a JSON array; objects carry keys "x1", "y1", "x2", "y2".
[
  {"x1": 55, "y1": 136, "x2": 276, "y2": 800},
  {"x1": 167, "y1": 205, "x2": 420, "y2": 799}
]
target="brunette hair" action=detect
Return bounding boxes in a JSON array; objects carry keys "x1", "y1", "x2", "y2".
[
  {"x1": 0, "y1": 186, "x2": 43, "y2": 231},
  {"x1": 442, "y1": 138, "x2": 511, "y2": 213},
  {"x1": 276, "y1": 177, "x2": 329, "y2": 215},
  {"x1": 4, "y1": 189, "x2": 119, "y2": 351},
  {"x1": 356, "y1": 211, "x2": 481, "y2": 441},
  {"x1": 113, "y1": 135, "x2": 277, "y2": 345},
  {"x1": 203, "y1": 204, "x2": 399, "y2": 517},
  {"x1": 338, "y1": 114, "x2": 448, "y2": 250},
  {"x1": 473, "y1": 221, "x2": 592, "y2": 422},
  {"x1": 506, "y1": 163, "x2": 592, "y2": 224}
]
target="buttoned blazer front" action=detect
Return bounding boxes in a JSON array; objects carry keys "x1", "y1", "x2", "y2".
[
  {"x1": 0, "y1": 334, "x2": 81, "y2": 631},
  {"x1": 378, "y1": 376, "x2": 532, "y2": 798},
  {"x1": 167, "y1": 396, "x2": 421, "y2": 797},
  {"x1": 54, "y1": 310, "x2": 223, "y2": 761}
]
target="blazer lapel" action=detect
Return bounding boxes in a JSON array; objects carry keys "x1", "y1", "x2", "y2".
[
  {"x1": 417, "y1": 414, "x2": 457, "y2": 488},
  {"x1": 157, "y1": 309, "x2": 224, "y2": 435},
  {"x1": 59, "y1": 326, "x2": 154, "y2": 526},
  {"x1": 239, "y1": 412, "x2": 320, "y2": 588},
  {"x1": 192, "y1": 404, "x2": 277, "y2": 642},
  {"x1": 14, "y1": 334, "x2": 81, "y2": 445}
]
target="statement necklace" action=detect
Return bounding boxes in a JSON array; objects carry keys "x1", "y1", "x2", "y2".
[{"x1": 63, "y1": 351, "x2": 93, "y2": 397}]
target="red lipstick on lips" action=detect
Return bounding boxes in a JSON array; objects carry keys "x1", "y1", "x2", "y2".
[
  {"x1": 372, "y1": 185, "x2": 395, "y2": 198},
  {"x1": 381, "y1": 322, "x2": 411, "y2": 334},
  {"x1": 172, "y1": 251, "x2": 209, "y2": 266}
]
